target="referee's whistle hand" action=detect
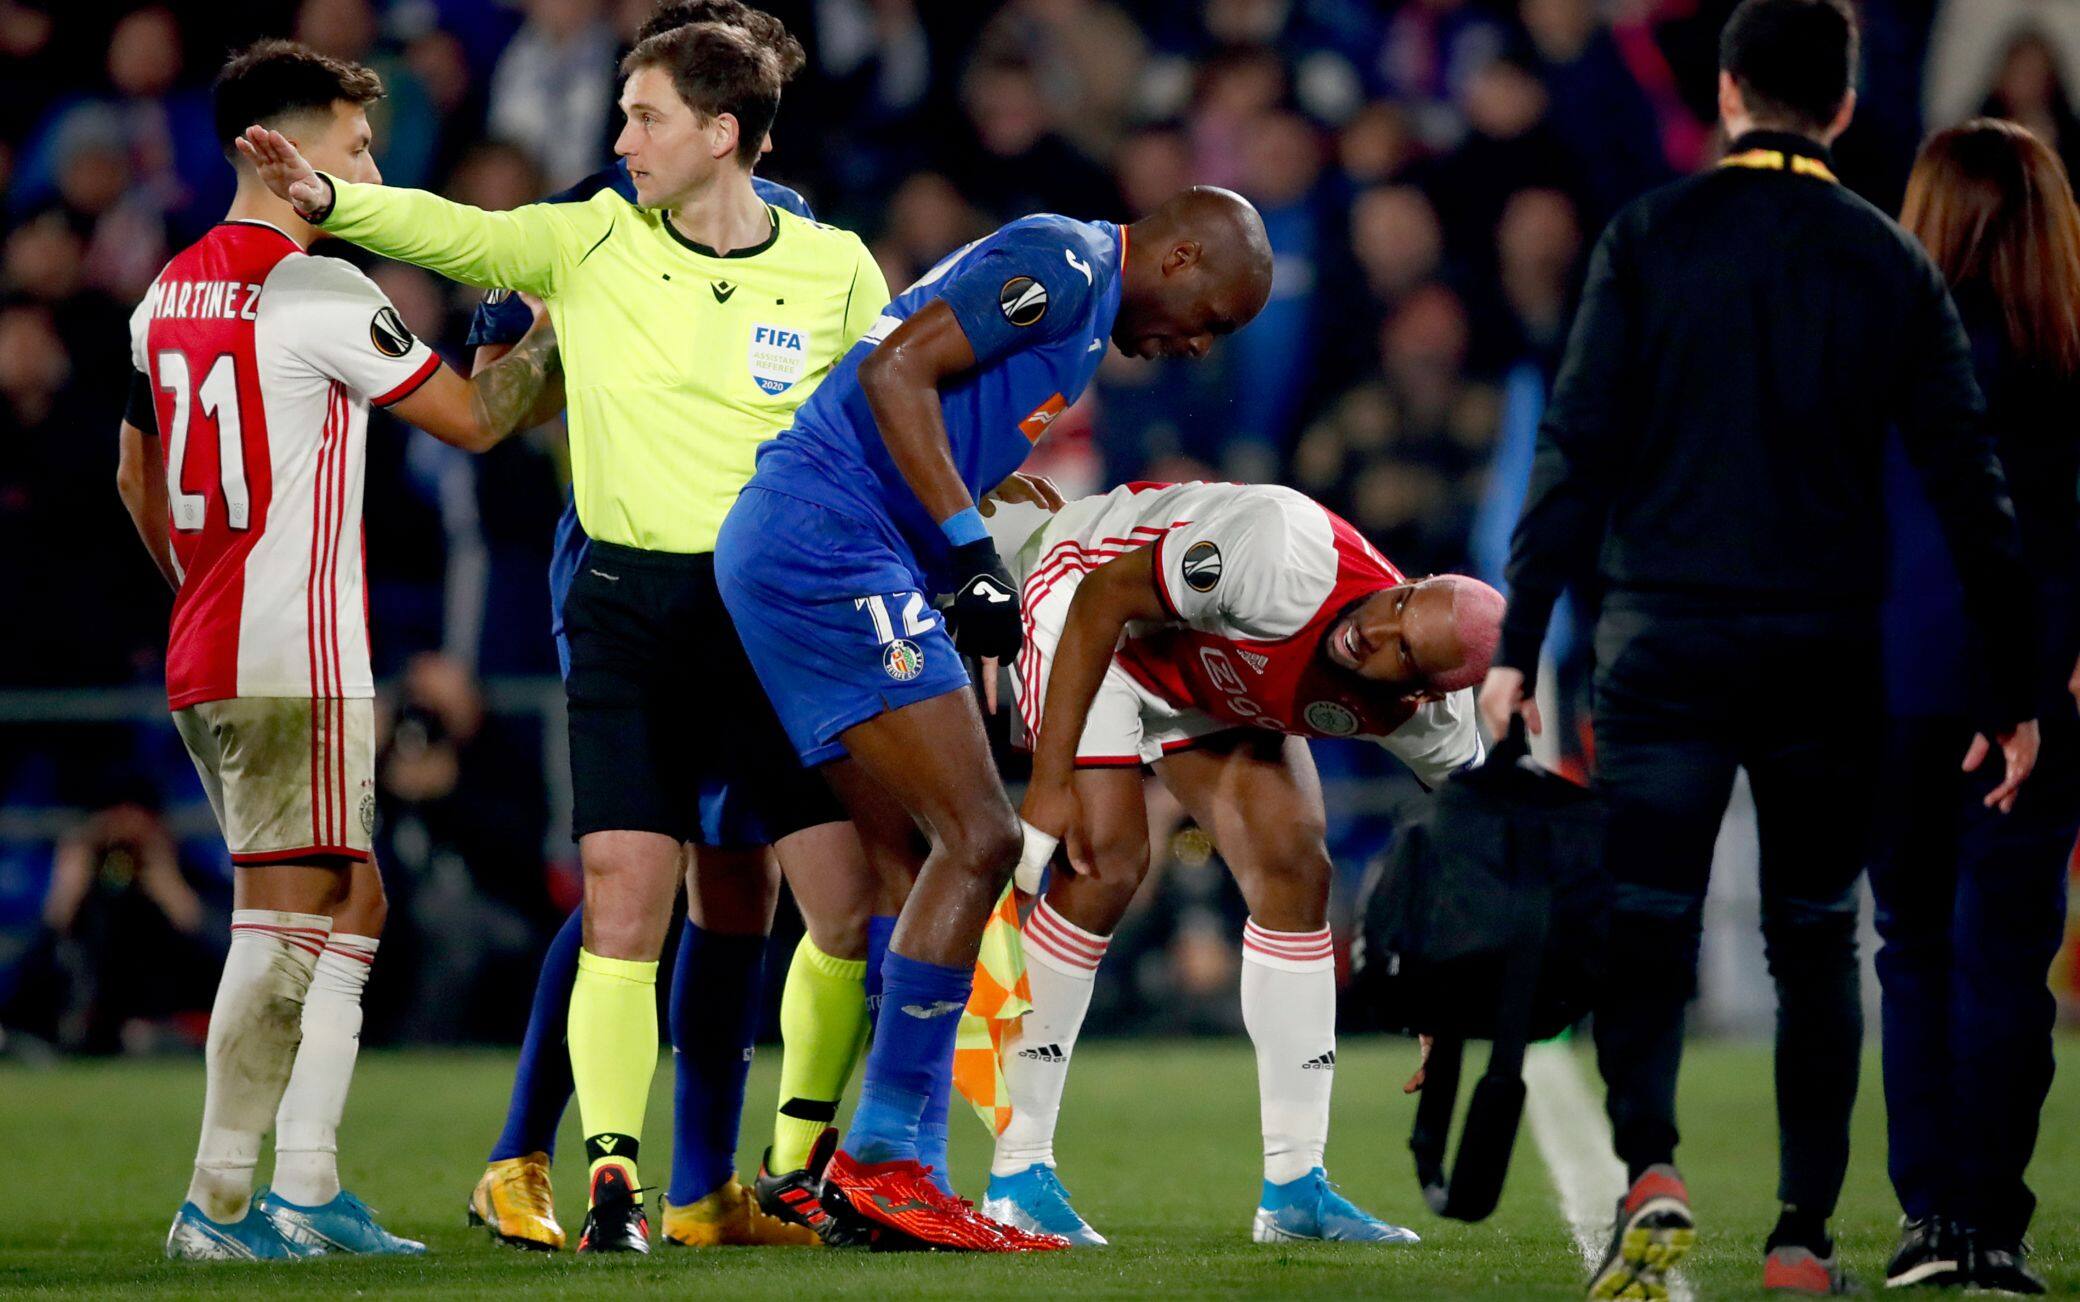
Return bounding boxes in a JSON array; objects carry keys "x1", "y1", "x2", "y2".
[
  {"x1": 1963, "y1": 719, "x2": 2039, "y2": 814},
  {"x1": 1477, "y1": 666, "x2": 1541, "y2": 742}
]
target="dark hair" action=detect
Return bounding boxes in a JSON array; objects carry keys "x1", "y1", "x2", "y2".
[
  {"x1": 1718, "y1": 0, "x2": 1857, "y2": 134},
  {"x1": 212, "y1": 39, "x2": 384, "y2": 159},
  {"x1": 637, "y1": 2, "x2": 803, "y2": 79},
  {"x1": 621, "y1": 22, "x2": 788, "y2": 165},
  {"x1": 1905, "y1": 118, "x2": 2080, "y2": 376}
]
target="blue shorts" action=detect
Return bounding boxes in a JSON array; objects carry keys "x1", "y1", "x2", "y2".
[{"x1": 716, "y1": 484, "x2": 970, "y2": 766}]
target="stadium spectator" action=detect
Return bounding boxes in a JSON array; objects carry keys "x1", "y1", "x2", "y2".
[
  {"x1": 951, "y1": 55, "x2": 1117, "y2": 220},
  {"x1": 2, "y1": 797, "x2": 217, "y2": 1055},
  {"x1": 1976, "y1": 31, "x2": 2080, "y2": 191},
  {"x1": 1923, "y1": 0, "x2": 2080, "y2": 139},
  {"x1": 486, "y1": 0, "x2": 619, "y2": 188},
  {"x1": 295, "y1": 0, "x2": 443, "y2": 190},
  {"x1": 11, "y1": 6, "x2": 223, "y2": 243}
]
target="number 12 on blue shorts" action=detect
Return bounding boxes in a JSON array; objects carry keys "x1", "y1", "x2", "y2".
[{"x1": 856, "y1": 591, "x2": 941, "y2": 682}]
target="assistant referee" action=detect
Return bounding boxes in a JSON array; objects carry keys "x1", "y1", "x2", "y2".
[
  {"x1": 238, "y1": 20, "x2": 889, "y2": 1251},
  {"x1": 1475, "y1": 0, "x2": 2037, "y2": 1296}
]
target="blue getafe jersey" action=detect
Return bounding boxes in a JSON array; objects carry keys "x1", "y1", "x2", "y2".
[
  {"x1": 455, "y1": 160, "x2": 812, "y2": 676},
  {"x1": 752, "y1": 213, "x2": 1125, "y2": 587},
  {"x1": 464, "y1": 161, "x2": 814, "y2": 346}
]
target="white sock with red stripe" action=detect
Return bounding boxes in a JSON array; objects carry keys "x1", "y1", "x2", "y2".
[
  {"x1": 186, "y1": 910, "x2": 331, "y2": 1221},
  {"x1": 991, "y1": 898, "x2": 1109, "y2": 1177},
  {"x1": 273, "y1": 932, "x2": 379, "y2": 1207},
  {"x1": 1241, "y1": 918, "x2": 1337, "y2": 1185}
]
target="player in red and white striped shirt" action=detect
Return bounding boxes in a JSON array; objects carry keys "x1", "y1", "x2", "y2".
[
  {"x1": 979, "y1": 482, "x2": 1501, "y2": 1245},
  {"x1": 116, "y1": 41, "x2": 553, "y2": 1261}
]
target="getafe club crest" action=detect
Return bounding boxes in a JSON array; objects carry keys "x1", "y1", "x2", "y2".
[
  {"x1": 749, "y1": 324, "x2": 809, "y2": 395},
  {"x1": 1303, "y1": 700, "x2": 1360, "y2": 736},
  {"x1": 883, "y1": 639, "x2": 924, "y2": 681}
]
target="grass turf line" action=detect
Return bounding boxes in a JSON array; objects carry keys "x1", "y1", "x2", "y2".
[{"x1": 0, "y1": 1037, "x2": 2074, "y2": 1297}]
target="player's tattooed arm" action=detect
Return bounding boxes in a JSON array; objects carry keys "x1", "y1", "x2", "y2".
[
  {"x1": 1021, "y1": 546, "x2": 1169, "y2": 840},
  {"x1": 469, "y1": 308, "x2": 564, "y2": 436},
  {"x1": 393, "y1": 307, "x2": 558, "y2": 453},
  {"x1": 470, "y1": 294, "x2": 567, "y2": 425}
]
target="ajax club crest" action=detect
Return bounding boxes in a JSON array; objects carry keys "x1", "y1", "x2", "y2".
[
  {"x1": 1303, "y1": 700, "x2": 1360, "y2": 736},
  {"x1": 749, "y1": 324, "x2": 809, "y2": 395}
]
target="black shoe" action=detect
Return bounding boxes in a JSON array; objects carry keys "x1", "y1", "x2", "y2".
[
  {"x1": 576, "y1": 1165, "x2": 651, "y2": 1254},
  {"x1": 1884, "y1": 1217, "x2": 1962, "y2": 1289},
  {"x1": 754, "y1": 1129, "x2": 872, "y2": 1247},
  {"x1": 1965, "y1": 1233, "x2": 2045, "y2": 1295}
]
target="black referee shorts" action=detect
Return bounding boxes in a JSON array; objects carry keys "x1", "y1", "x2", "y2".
[{"x1": 560, "y1": 540, "x2": 845, "y2": 847}]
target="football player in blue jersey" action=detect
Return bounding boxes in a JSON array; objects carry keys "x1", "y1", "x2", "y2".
[
  {"x1": 715, "y1": 186, "x2": 1274, "y2": 1250},
  {"x1": 461, "y1": 0, "x2": 882, "y2": 1253}
]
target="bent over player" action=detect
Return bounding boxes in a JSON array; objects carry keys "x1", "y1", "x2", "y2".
[
  {"x1": 986, "y1": 482, "x2": 1500, "y2": 1245},
  {"x1": 714, "y1": 189, "x2": 1274, "y2": 1250},
  {"x1": 125, "y1": 41, "x2": 551, "y2": 1260}
]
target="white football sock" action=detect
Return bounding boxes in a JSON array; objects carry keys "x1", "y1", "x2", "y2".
[
  {"x1": 186, "y1": 910, "x2": 330, "y2": 1221},
  {"x1": 273, "y1": 932, "x2": 378, "y2": 1207},
  {"x1": 992, "y1": 898, "x2": 1108, "y2": 1177},
  {"x1": 1241, "y1": 918, "x2": 1336, "y2": 1186}
]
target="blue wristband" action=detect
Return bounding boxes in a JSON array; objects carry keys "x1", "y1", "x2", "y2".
[{"x1": 940, "y1": 506, "x2": 989, "y2": 548}]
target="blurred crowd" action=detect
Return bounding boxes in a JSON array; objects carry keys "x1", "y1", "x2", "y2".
[{"x1": 2, "y1": 0, "x2": 2076, "y2": 1051}]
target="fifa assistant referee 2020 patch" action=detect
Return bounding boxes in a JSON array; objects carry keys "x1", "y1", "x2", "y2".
[{"x1": 748, "y1": 324, "x2": 810, "y2": 395}]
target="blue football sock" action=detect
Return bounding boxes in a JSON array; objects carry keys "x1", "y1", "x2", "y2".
[
  {"x1": 864, "y1": 914, "x2": 896, "y2": 1030},
  {"x1": 488, "y1": 907, "x2": 583, "y2": 1162},
  {"x1": 917, "y1": 1063, "x2": 955, "y2": 1195},
  {"x1": 845, "y1": 951, "x2": 971, "y2": 1166},
  {"x1": 666, "y1": 920, "x2": 768, "y2": 1205}
]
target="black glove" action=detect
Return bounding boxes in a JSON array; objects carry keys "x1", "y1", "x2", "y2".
[{"x1": 945, "y1": 537, "x2": 1023, "y2": 660}]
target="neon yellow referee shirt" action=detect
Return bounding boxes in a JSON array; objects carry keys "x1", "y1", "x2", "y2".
[{"x1": 318, "y1": 177, "x2": 889, "y2": 554}]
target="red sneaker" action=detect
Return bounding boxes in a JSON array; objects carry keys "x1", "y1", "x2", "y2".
[{"x1": 821, "y1": 1150, "x2": 1068, "y2": 1252}]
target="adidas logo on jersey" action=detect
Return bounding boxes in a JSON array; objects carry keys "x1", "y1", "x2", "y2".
[
  {"x1": 1017, "y1": 1043, "x2": 1068, "y2": 1063},
  {"x1": 1301, "y1": 1051, "x2": 1337, "y2": 1071},
  {"x1": 1238, "y1": 649, "x2": 1269, "y2": 674}
]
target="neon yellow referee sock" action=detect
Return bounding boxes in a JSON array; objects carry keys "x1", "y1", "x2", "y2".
[
  {"x1": 569, "y1": 948, "x2": 659, "y2": 1203},
  {"x1": 771, "y1": 935, "x2": 869, "y2": 1172}
]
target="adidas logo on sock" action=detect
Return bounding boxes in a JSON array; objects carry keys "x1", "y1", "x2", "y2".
[
  {"x1": 1301, "y1": 1051, "x2": 1337, "y2": 1071},
  {"x1": 1017, "y1": 1043, "x2": 1068, "y2": 1062}
]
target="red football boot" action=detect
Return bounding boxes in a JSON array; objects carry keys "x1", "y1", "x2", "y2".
[{"x1": 821, "y1": 1150, "x2": 1068, "y2": 1252}]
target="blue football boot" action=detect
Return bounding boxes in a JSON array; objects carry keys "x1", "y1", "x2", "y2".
[
  {"x1": 982, "y1": 1164, "x2": 1108, "y2": 1247},
  {"x1": 255, "y1": 1188, "x2": 427, "y2": 1255},
  {"x1": 165, "y1": 1200, "x2": 320, "y2": 1260},
  {"x1": 1251, "y1": 1168, "x2": 1421, "y2": 1244}
]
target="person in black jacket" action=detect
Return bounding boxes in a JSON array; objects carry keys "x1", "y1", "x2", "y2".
[
  {"x1": 1872, "y1": 118, "x2": 2080, "y2": 1296},
  {"x1": 1475, "y1": 1, "x2": 2041, "y2": 1297}
]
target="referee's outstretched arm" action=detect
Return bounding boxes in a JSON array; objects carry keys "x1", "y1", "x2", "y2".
[{"x1": 238, "y1": 125, "x2": 601, "y2": 298}]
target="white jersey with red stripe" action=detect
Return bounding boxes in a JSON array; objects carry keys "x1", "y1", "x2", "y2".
[
  {"x1": 1006, "y1": 481, "x2": 1480, "y2": 787},
  {"x1": 128, "y1": 221, "x2": 439, "y2": 708}
]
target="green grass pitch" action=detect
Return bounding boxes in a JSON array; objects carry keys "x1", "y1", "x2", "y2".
[{"x1": 2, "y1": 1036, "x2": 2075, "y2": 1297}]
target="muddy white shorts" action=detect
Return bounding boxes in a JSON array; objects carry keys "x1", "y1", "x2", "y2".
[{"x1": 173, "y1": 696, "x2": 375, "y2": 864}]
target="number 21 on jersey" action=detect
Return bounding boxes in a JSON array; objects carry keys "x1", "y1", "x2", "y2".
[{"x1": 154, "y1": 350, "x2": 251, "y2": 532}]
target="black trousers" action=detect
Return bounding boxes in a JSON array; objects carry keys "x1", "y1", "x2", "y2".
[
  {"x1": 1869, "y1": 712, "x2": 2079, "y2": 1241},
  {"x1": 1589, "y1": 602, "x2": 1879, "y2": 1215}
]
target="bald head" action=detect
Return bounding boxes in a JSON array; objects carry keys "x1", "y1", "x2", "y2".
[
  {"x1": 1115, "y1": 185, "x2": 1274, "y2": 361},
  {"x1": 1325, "y1": 573, "x2": 1504, "y2": 695}
]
